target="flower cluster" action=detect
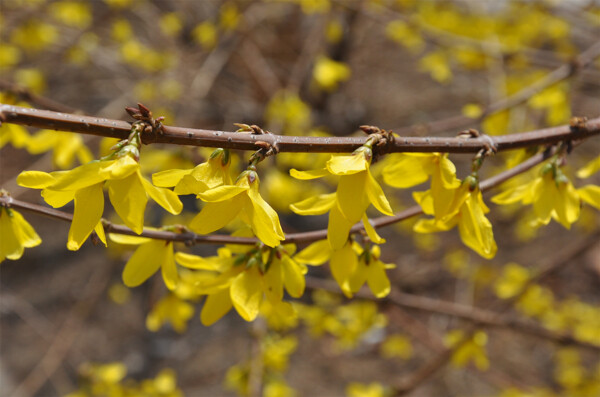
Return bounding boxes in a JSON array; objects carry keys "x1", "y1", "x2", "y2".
[
  {"x1": 290, "y1": 141, "x2": 393, "y2": 249},
  {"x1": 17, "y1": 122, "x2": 182, "y2": 250}
]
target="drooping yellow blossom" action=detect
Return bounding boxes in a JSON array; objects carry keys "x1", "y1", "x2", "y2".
[
  {"x1": 146, "y1": 293, "x2": 195, "y2": 333},
  {"x1": 152, "y1": 148, "x2": 231, "y2": 195},
  {"x1": 445, "y1": 330, "x2": 490, "y2": 370},
  {"x1": 49, "y1": 1, "x2": 92, "y2": 29},
  {"x1": 491, "y1": 162, "x2": 581, "y2": 229},
  {"x1": 175, "y1": 243, "x2": 312, "y2": 325},
  {"x1": 312, "y1": 56, "x2": 351, "y2": 92},
  {"x1": 414, "y1": 179, "x2": 497, "y2": 259},
  {"x1": 346, "y1": 382, "x2": 386, "y2": 397},
  {"x1": 17, "y1": 134, "x2": 182, "y2": 250},
  {"x1": 294, "y1": 239, "x2": 393, "y2": 298},
  {"x1": 26, "y1": 129, "x2": 93, "y2": 169},
  {"x1": 192, "y1": 21, "x2": 218, "y2": 50},
  {"x1": 0, "y1": 205, "x2": 41, "y2": 263},
  {"x1": 494, "y1": 262, "x2": 530, "y2": 299},
  {"x1": 380, "y1": 334, "x2": 413, "y2": 360},
  {"x1": 290, "y1": 145, "x2": 393, "y2": 249},
  {"x1": 383, "y1": 152, "x2": 461, "y2": 219},
  {"x1": 0, "y1": 123, "x2": 31, "y2": 149},
  {"x1": 189, "y1": 167, "x2": 284, "y2": 247},
  {"x1": 109, "y1": 233, "x2": 179, "y2": 291}
]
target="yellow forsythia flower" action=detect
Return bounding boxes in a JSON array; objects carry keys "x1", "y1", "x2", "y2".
[
  {"x1": 146, "y1": 293, "x2": 195, "y2": 333},
  {"x1": 491, "y1": 162, "x2": 581, "y2": 229},
  {"x1": 383, "y1": 152, "x2": 461, "y2": 219},
  {"x1": 346, "y1": 382, "x2": 386, "y2": 397},
  {"x1": 152, "y1": 148, "x2": 231, "y2": 195},
  {"x1": 0, "y1": 123, "x2": 31, "y2": 149},
  {"x1": 290, "y1": 145, "x2": 393, "y2": 249},
  {"x1": 189, "y1": 167, "x2": 284, "y2": 247},
  {"x1": 26, "y1": 130, "x2": 93, "y2": 169},
  {"x1": 312, "y1": 56, "x2": 351, "y2": 92},
  {"x1": 50, "y1": 1, "x2": 92, "y2": 29},
  {"x1": 414, "y1": 180, "x2": 497, "y2": 259},
  {"x1": 0, "y1": 206, "x2": 41, "y2": 263},
  {"x1": 109, "y1": 233, "x2": 179, "y2": 290},
  {"x1": 18, "y1": 154, "x2": 182, "y2": 251},
  {"x1": 445, "y1": 330, "x2": 489, "y2": 370},
  {"x1": 192, "y1": 21, "x2": 218, "y2": 49},
  {"x1": 380, "y1": 334, "x2": 413, "y2": 360},
  {"x1": 175, "y1": 243, "x2": 309, "y2": 324}
]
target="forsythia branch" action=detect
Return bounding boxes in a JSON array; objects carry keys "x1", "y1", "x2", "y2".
[{"x1": 1, "y1": 103, "x2": 599, "y2": 153}]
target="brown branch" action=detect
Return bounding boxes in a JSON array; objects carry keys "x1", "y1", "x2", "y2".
[
  {"x1": 305, "y1": 277, "x2": 600, "y2": 352},
  {"x1": 1, "y1": 103, "x2": 599, "y2": 153},
  {"x1": 0, "y1": 141, "x2": 560, "y2": 246}
]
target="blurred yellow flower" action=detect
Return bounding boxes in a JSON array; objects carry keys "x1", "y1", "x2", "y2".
[{"x1": 0, "y1": 205, "x2": 41, "y2": 263}]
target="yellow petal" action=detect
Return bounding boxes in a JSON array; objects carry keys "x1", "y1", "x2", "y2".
[
  {"x1": 532, "y1": 175, "x2": 554, "y2": 226},
  {"x1": 109, "y1": 233, "x2": 152, "y2": 245},
  {"x1": 200, "y1": 288, "x2": 233, "y2": 326},
  {"x1": 11, "y1": 210, "x2": 41, "y2": 248},
  {"x1": 576, "y1": 155, "x2": 600, "y2": 178},
  {"x1": 262, "y1": 259, "x2": 284, "y2": 302},
  {"x1": 413, "y1": 190, "x2": 434, "y2": 215},
  {"x1": 161, "y1": 242, "x2": 178, "y2": 291},
  {"x1": 553, "y1": 181, "x2": 580, "y2": 229},
  {"x1": 174, "y1": 174, "x2": 209, "y2": 195},
  {"x1": 367, "y1": 261, "x2": 391, "y2": 298},
  {"x1": 289, "y1": 193, "x2": 336, "y2": 215},
  {"x1": 382, "y1": 154, "x2": 430, "y2": 188},
  {"x1": 230, "y1": 267, "x2": 262, "y2": 321},
  {"x1": 366, "y1": 170, "x2": 393, "y2": 215},
  {"x1": 337, "y1": 171, "x2": 369, "y2": 224},
  {"x1": 347, "y1": 261, "x2": 368, "y2": 294},
  {"x1": 152, "y1": 169, "x2": 191, "y2": 187},
  {"x1": 491, "y1": 184, "x2": 531, "y2": 205},
  {"x1": 282, "y1": 256, "x2": 305, "y2": 298},
  {"x1": 67, "y1": 183, "x2": 104, "y2": 251},
  {"x1": 107, "y1": 172, "x2": 148, "y2": 234},
  {"x1": 141, "y1": 174, "x2": 183, "y2": 214},
  {"x1": 246, "y1": 182, "x2": 284, "y2": 247},
  {"x1": 438, "y1": 155, "x2": 461, "y2": 189},
  {"x1": 197, "y1": 185, "x2": 248, "y2": 202},
  {"x1": 100, "y1": 156, "x2": 139, "y2": 180},
  {"x1": 327, "y1": 203, "x2": 353, "y2": 250},
  {"x1": 327, "y1": 153, "x2": 368, "y2": 175},
  {"x1": 362, "y1": 214, "x2": 385, "y2": 244},
  {"x1": 289, "y1": 168, "x2": 329, "y2": 180},
  {"x1": 1, "y1": 209, "x2": 25, "y2": 261},
  {"x1": 122, "y1": 240, "x2": 166, "y2": 287},
  {"x1": 294, "y1": 240, "x2": 331, "y2": 265},
  {"x1": 330, "y1": 242, "x2": 357, "y2": 297},
  {"x1": 578, "y1": 185, "x2": 600, "y2": 209},
  {"x1": 41, "y1": 188, "x2": 76, "y2": 208},
  {"x1": 189, "y1": 196, "x2": 243, "y2": 234},
  {"x1": 16, "y1": 171, "x2": 56, "y2": 189},
  {"x1": 51, "y1": 160, "x2": 108, "y2": 191},
  {"x1": 458, "y1": 192, "x2": 497, "y2": 259},
  {"x1": 175, "y1": 252, "x2": 222, "y2": 270},
  {"x1": 94, "y1": 222, "x2": 107, "y2": 247}
]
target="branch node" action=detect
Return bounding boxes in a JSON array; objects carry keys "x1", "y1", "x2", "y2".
[{"x1": 458, "y1": 128, "x2": 497, "y2": 156}]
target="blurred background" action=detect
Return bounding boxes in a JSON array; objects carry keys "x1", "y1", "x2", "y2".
[{"x1": 1, "y1": 0, "x2": 600, "y2": 396}]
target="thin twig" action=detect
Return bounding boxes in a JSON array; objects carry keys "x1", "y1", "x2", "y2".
[{"x1": 1, "y1": 103, "x2": 598, "y2": 153}]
